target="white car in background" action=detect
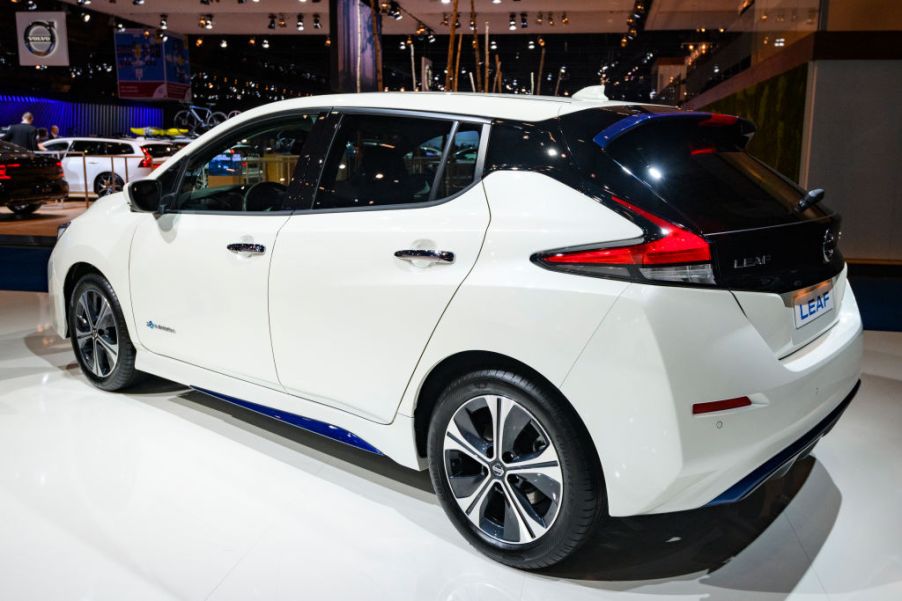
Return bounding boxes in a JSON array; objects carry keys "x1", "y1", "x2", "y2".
[
  {"x1": 41, "y1": 137, "x2": 179, "y2": 197},
  {"x1": 47, "y1": 91, "x2": 862, "y2": 569}
]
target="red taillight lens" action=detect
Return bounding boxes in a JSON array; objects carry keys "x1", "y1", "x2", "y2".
[
  {"x1": 693, "y1": 396, "x2": 752, "y2": 415},
  {"x1": 0, "y1": 163, "x2": 20, "y2": 180},
  {"x1": 537, "y1": 196, "x2": 714, "y2": 285},
  {"x1": 139, "y1": 147, "x2": 153, "y2": 168}
]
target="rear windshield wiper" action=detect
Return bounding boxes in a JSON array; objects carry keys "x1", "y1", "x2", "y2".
[{"x1": 796, "y1": 188, "x2": 825, "y2": 213}]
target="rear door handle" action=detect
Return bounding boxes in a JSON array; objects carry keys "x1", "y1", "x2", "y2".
[
  {"x1": 394, "y1": 249, "x2": 455, "y2": 264},
  {"x1": 227, "y1": 243, "x2": 266, "y2": 255}
]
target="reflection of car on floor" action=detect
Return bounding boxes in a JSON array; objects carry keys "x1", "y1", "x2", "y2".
[
  {"x1": 47, "y1": 91, "x2": 863, "y2": 570},
  {"x1": 0, "y1": 140, "x2": 68, "y2": 216},
  {"x1": 41, "y1": 137, "x2": 179, "y2": 197}
]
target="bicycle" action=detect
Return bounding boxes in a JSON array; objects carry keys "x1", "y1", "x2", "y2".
[{"x1": 173, "y1": 104, "x2": 228, "y2": 134}]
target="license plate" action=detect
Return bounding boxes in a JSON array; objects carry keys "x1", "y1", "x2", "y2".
[{"x1": 793, "y1": 282, "x2": 834, "y2": 329}]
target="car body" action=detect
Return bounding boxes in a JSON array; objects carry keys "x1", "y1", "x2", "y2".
[
  {"x1": 41, "y1": 137, "x2": 179, "y2": 197},
  {"x1": 0, "y1": 140, "x2": 68, "y2": 215},
  {"x1": 47, "y1": 91, "x2": 862, "y2": 567}
]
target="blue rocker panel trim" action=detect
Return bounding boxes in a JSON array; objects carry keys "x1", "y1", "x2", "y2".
[
  {"x1": 191, "y1": 386, "x2": 384, "y2": 456},
  {"x1": 706, "y1": 379, "x2": 860, "y2": 507}
]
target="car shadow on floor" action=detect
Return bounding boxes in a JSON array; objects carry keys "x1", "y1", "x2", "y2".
[{"x1": 130, "y1": 377, "x2": 839, "y2": 594}]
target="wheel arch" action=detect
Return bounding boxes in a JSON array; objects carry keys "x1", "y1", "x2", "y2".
[
  {"x1": 62, "y1": 262, "x2": 109, "y2": 337},
  {"x1": 412, "y1": 350, "x2": 605, "y2": 481}
]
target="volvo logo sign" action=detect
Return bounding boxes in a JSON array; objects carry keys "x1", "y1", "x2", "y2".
[
  {"x1": 491, "y1": 463, "x2": 505, "y2": 478},
  {"x1": 822, "y1": 229, "x2": 837, "y2": 263},
  {"x1": 23, "y1": 21, "x2": 56, "y2": 58}
]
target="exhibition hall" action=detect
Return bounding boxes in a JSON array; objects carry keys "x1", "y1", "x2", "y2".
[{"x1": 1, "y1": 0, "x2": 901, "y2": 599}]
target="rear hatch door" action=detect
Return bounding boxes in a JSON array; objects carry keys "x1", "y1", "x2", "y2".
[{"x1": 596, "y1": 110, "x2": 844, "y2": 356}]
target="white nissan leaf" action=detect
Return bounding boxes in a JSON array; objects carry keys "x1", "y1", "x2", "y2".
[{"x1": 48, "y1": 91, "x2": 862, "y2": 569}]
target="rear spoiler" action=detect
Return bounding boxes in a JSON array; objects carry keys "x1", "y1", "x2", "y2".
[{"x1": 592, "y1": 111, "x2": 756, "y2": 150}]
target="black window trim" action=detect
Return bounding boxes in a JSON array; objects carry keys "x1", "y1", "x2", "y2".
[
  {"x1": 157, "y1": 107, "x2": 333, "y2": 216},
  {"x1": 299, "y1": 107, "x2": 491, "y2": 215}
]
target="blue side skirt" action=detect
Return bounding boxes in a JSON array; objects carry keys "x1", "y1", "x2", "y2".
[
  {"x1": 191, "y1": 386, "x2": 384, "y2": 456},
  {"x1": 705, "y1": 379, "x2": 860, "y2": 507}
]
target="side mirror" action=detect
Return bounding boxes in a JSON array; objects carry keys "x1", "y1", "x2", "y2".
[{"x1": 127, "y1": 179, "x2": 162, "y2": 213}]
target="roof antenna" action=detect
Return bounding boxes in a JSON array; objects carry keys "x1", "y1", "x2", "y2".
[{"x1": 572, "y1": 85, "x2": 609, "y2": 101}]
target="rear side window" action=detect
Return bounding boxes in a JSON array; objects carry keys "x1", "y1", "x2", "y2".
[
  {"x1": 564, "y1": 109, "x2": 828, "y2": 232},
  {"x1": 314, "y1": 114, "x2": 481, "y2": 210},
  {"x1": 69, "y1": 140, "x2": 107, "y2": 155}
]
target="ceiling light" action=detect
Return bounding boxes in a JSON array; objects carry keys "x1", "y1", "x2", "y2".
[
  {"x1": 262, "y1": 38, "x2": 270, "y2": 49},
  {"x1": 220, "y1": 39, "x2": 228, "y2": 48},
  {"x1": 268, "y1": 14, "x2": 277, "y2": 29},
  {"x1": 520, "y1": 12, "x2": 528, "y2": 28},
  {"x1": 508, "y1": 13, "x2": 516, "y2": 30},
  {"x1": 296, "y1": 14, "x2": 304, "y2": 30},
  {"x1": 313, "y1": 14, "x2": 321, "y2": 29},
  {"x1": 81, "y1": 11, "x2": 91, "y2": 22},
  {"x1": 159, "y1": 14, "x2": 168, "y2": 30}
]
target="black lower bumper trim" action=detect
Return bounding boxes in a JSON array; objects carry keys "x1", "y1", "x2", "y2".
[{"x1": 705, "y1": 379, "x2": 860, "y2": 507}]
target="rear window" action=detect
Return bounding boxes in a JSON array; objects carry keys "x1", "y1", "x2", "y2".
[
  {"x1": 563, "y1": 109, "x2": 829, "y2": 232},
  {"x1": 143, "y1": 144, "x2": 178, "y2": 158}
]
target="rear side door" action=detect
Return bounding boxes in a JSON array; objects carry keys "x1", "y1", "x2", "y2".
[{"x1": 269, "y1": 111, "x2": 490, "y2": 423}]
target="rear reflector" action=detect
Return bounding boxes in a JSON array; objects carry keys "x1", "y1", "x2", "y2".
[{"x1": 693, "y1": 397, "x2": 752, "y2": 415}]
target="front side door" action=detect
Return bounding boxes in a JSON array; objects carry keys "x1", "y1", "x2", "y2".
[
  {"x1": 269, "y1": 112, "x2": 490, "y2": 423},
  {"x1": 130, "y1": 111, "x2": 328, "y2": 388}
]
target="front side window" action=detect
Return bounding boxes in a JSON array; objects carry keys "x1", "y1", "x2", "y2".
[
  {"x1": 171, "y1": 113, "x2": 323, "y2": 213},
  {"x1": 69, "y1": 140, "x2": 107, "y2": 155},
  {"x1": 313, "y1": 114, "x2": 481, "y2": 210}
]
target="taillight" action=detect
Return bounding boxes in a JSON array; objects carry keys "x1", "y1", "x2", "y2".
[
  {"x1": 139, "y1": 147, "x2": 153, "y2": 168},
  {"x1": 0, "y1": 163, "x2": 20, "y2": 180},
  {"x1": 533, "y1": 196, "x2": 715, "y2": 285}
]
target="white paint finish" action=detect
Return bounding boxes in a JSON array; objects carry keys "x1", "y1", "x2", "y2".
[
  {"x1": 0, "y1": 290, "x2": 900, "y2": 600},
  {"x1": 732, "y1": 266, "x2": 848, "y2": 357},
  {"x1": 396, "y1": 170, "x2": 641, "y2": 417},
  {"x1": 269, "y1": 183, "x2": 490, "y2": 423},
  {"x1": 130, "y1": 212, "x2": 290, "y2": 387},
  {"x1": 563, "y1": 279, "x2": 862, "y2": 516}
]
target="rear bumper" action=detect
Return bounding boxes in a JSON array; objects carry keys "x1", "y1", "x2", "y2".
[
  {"x1": 705, "y1": 378, "x2": 859, "y2": 506},
  {"x1": 561, "y1": 275, "x2": 863, "y2": 516}
]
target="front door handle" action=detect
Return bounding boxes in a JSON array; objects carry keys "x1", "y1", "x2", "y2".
[
  {"x1": 227, "y1": 243, "x2": 266, "y2": 255},
  {"x1": 394, "y1": 249, "x2": 455, "y2": 264}
]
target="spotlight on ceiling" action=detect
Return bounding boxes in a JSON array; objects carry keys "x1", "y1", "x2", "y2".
[
  {"x1": 313, "y1": 14, "x2": 321, "y2": 29},
  {"x1": 159, "y1": 14, "x2": 168, "y2": 30},
  {"x1": 296, "y1": 14, "x2": 304, "y2": 30},
  {"x1": 267, "y1": 14, "x2": 277, "y2": 29}
]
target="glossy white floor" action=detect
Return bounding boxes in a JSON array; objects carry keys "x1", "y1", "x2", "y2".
[{"x1": 1, "y1": 290, "x2": 900, "y2": 601}]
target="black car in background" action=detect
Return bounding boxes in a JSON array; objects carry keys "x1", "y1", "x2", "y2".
[{"x1": 0, "y1": 140, "x2": 69, "y2": 216}]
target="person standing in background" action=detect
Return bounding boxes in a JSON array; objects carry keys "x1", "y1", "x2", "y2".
[
  {"x1": 49, "y1": 125, "x2": 60, "y2": 140},
  {"x1": 2, "y1": 112, "x2": 44, "y2": 151}
]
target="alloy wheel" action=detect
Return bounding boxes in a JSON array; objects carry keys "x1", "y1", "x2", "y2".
[
  {"x1": 443, "y1": 394, "x2": 564, "y2": 545},
  {"x1": 74, "y1": 289, "x2": 119, "y2": 378},
  {"x1": 96, "y1": 174, "x2": 123, "y2": 197}
]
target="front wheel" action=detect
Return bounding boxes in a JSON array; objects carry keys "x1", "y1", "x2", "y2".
[
  {"x1": 427, "y1": 369, "x2": 605, "y2": 569},
  {"x1": 69, "y1": 273, "x2": 143, "y2": 391}
]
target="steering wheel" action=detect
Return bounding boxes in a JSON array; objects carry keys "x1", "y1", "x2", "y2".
[{"x1": 242, "y1": 181, "x2": 288, "y2": 212}]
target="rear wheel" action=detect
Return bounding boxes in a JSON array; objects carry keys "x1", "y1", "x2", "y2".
[
  {"x1": 94, "y1": 172, "x2": 124, "y2": 197},
  {"x1": 7, "y1": 202, "x2": 43, "y2": 216},
  {"x1": 427, "y1": 369, "x2": 605, "y2": 569},
  {"x1": 69, "y1": 273, "x2": 142, "y2": 391}
]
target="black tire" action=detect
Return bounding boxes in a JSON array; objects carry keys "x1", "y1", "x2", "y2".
[
  {"x1": 7, "y1": 202, "x2": 43, "y2": 216},
  {"x1": 94, "y1": 172, "x2": 124, "y2": 197},
  {"x1": 427, "y1": 369, "x2": 605, "y2": 569},
  {"x1": 68, "y1": 273, "x2": 143, "y2": 391}
]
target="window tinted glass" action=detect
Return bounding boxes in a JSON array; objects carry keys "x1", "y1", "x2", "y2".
[
  {"x1": 173, "y1": 112, "x2": 322, "y2": 213},
  {"x1": 570, "y1": 113, "x2": 827, "y2": 231},
  {"x1": 314, "y1": 114, "x2": 465, "y2": 210},
  {"x1": 435, "y1": 124, "x2": 481, "y2": 198},
  {"x1": 107, "y1": 143, "x2": 134, "y2": 156},
  {"x1": 69, "y1": 140, "x2": 107, "y2": 155},
  {"x1": 42, "y1": 141, "x2": 69, "y2": 152}
]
